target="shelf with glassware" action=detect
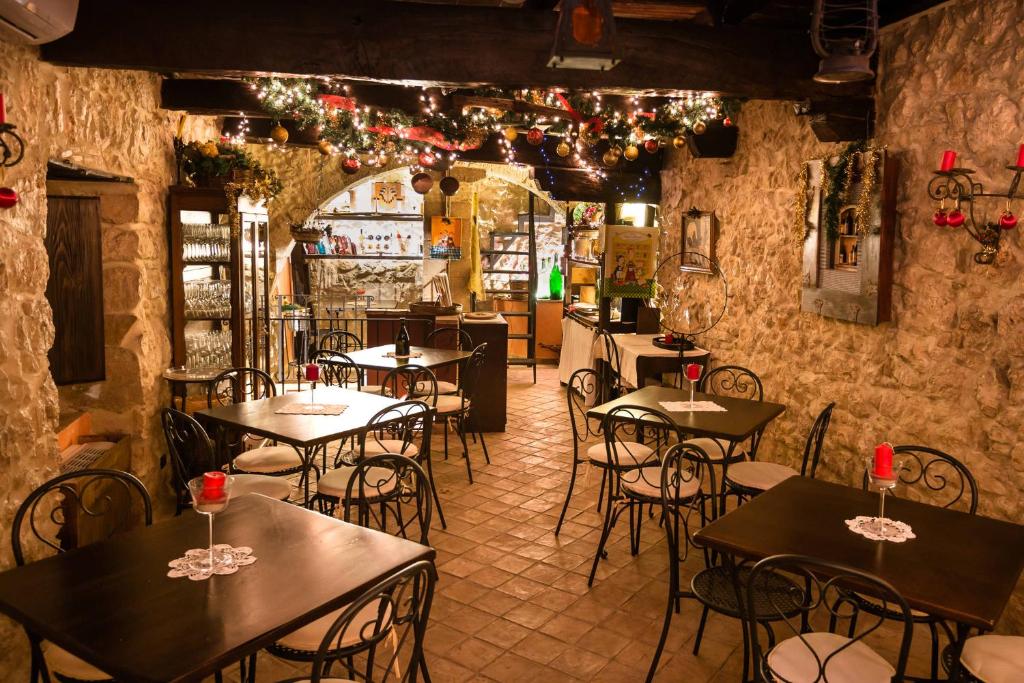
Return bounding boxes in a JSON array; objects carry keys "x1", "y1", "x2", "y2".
[{"x1": 168, "y1": 187, "x2": 271, "y2": 376}]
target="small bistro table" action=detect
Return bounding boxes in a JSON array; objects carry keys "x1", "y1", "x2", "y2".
[
  {"x1": 599, "y1": 333, "x2": 710, "y2": 389},
  {"x1": 196, "y1": 387, "x2": 402, "y2": 504},
  {"x1": 162, "y1": 367, "x2": 225, "y2": 411},
  {"x1": 343, "y1": 344, "x2": 474, "y2": 372},
  {"x1": 0, "y1": 494, "x2": 435, "y2": 683}
]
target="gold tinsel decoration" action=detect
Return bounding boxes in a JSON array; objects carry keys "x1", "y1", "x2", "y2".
[
  {"x1": 854, "y1": 149, "x2": 879, "y2": 235},
  {"x1": 794, "y1": 163, "x2": 810, "y2": 242}
]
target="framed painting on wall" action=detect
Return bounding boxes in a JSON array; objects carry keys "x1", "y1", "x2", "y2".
[
  {"x1": 602, "y1": 224, "x2": 659, "y2": 298},
  {"x1": 681, "y1": 210, "x2": 717, "y2": 273},
  {"x1": 429, "y1": 216, "x2": 463, "y2": 259}
]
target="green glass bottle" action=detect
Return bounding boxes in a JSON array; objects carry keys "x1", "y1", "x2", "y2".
[{"x1": 549, "y1": 259, "x2": 563, "y2": 301}]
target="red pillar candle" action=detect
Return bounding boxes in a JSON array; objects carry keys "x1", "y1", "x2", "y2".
[
  {"x1": 0, "y1": 93, "x2": 5, "y2": 125},
  {"x1": 1015, "y1": 144, "x2": 1024, "y2": 168},
  {"x1": 685, "y1": 363, "x2": 702, "y2": 382},
  {"x1": 873, "y1": 443, "x2": 894, "y2": 479},
  {"x1": 202, "y1": 471, "x2": 226, "y2": 498},
  {"x1": 305, "y1": 363, "x2": 320, "y2": 382},
  {"x1": 940, "y1": 150, "x2": 957, "y2": 172}
]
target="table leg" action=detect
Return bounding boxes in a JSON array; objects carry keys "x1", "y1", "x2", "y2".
[
  {"x1": 719, "y1": 442, "x2": 738, "y2": 516},
  {"x1": 945, "y1": 622, "x2": 972, "y2": 682}
]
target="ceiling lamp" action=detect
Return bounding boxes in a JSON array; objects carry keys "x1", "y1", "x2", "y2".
[
  {"x1": 810, "y1": 0, "x2": 879, "y2": 83},
  {"x1": 548, "y1": 0, "x2": 620, "y2": 71}
]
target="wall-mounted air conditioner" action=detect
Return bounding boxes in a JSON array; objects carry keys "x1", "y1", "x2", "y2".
[{"x1": 0, "y1": 0, "x2": 77, "y2": 45}]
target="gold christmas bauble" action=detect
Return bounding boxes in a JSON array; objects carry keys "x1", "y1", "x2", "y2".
[
  {"x1": 317, "y1": 140, "x2": 333, "y2": 156},
  {"x1": 692, "y1": 120, "x2": 707, "y2": 135},
  {"x1": 504, "y1": 126, "x2": 519, "y2": 142},
  {"x1": 270, "y1": 124, "x2": 289, "y2": 145},
  {"x1": 555, "y1": 141, "x2": 571, "y2": 158},
  {"x1": 609, "y1": 145, "x2": 622, "y2": 159},
  {"x1": 200, "y1": 141, "x2": 219, "y2": 158},
  {"x1": 377, "y1": 153, "x2": 389, "y2": 166},
  {"x1": 602, "y1": 149, "x2": 619, "y2": 167},
  {"x1": 672, "y1": 135, "x2": 687, "y2": 149},
  {"x1": 623, "y1": 144, "x2": 639, "y2": 161}
]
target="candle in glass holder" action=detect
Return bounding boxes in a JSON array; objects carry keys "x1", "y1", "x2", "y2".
[
  {"x1": 940, "y1": 150, "x2": 957, "y2": 172},
  {"x1": 1016, "y1": 144, "x2": 1024, "y2": 168},
  {"x1": 873, "y1": 443, "x2": 894, "y2": 479},
  {"x1": 305, "y1": 363, "x2": 320, "y2": 382},
  {"x1": 686, "y1": 364, "x2": 701, "y2": 382},
  {"x1": 199, "y1": 471, "x2": 227, "y2": 508}
]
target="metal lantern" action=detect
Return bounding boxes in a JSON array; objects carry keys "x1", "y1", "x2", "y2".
[
  {"x1": 547, "y1": 0, "x2": 620, "y2": 71},
  {"x1": 810, "y1": 0, "x2": 879, "y2": 83}
]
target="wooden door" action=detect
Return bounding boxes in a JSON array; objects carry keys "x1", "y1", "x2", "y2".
[{"x1": 46, "y1": 196, "x2": 105, "y2": 385}]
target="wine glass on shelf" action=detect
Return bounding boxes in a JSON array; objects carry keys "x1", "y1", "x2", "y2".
[
  {"x1": 684, "y1": 362, "x2": 703, "y2": 408},
  {"x1": 186, "y1": 472, "x2": 234, "y2": 576}
]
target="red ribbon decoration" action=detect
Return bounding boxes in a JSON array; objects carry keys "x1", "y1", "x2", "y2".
[
  {"x1": 318, "y1": 94, "x2": 357, "y2": 111},
  {"x1": 555, "y1": 93, "x2": 605, "y2": 135}
]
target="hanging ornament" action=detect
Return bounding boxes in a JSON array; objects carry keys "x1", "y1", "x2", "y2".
[
  {"x1": 643, "y1": 139, "x2": 659, "y2": 154},
  {"x1": 527, "y1": 127, "x2": 544, "y2": 146},
  {"x1": 723, "y1": 117, "x2": 734, "y2": 127},
  {"x1": 317, "y1": 140, "x2": 333, "y2": 156},
  {"x1": 504, "y1": 126, "x2": 519, "y2": 142},
  {"x1": 692, "y1": 120, "x2": 707, "y2": 135},
  {"x1": 377, "y1": 153, "x2": 389, "y2": 166},
  {"x1": 556, "y1": 140, "x2": 572, "y2": 157},
  {"x1": 946, "y1": 206, "x2": 966, "y2": 228},
  {"x1": 932, "y1": 209, "x2": 948, "y2": 226},
  {"x1": 623, "y1": 144, "x2": 639, "y2": 161},
  {"x1": 672, "y1": 135, "x2": 687, "y2": 149},
  {"x1": 364, "y1": 154, "x2": 379, "y2": 168},
  {"x1": 269, "y1": 124, "x2": 289, "y2": 145},
  {"x1": 342, "y1": 157, "x2": 361, "y2": 175},
  {"x1": 418, "y1": 151, "x2": 436, "y2": 168},
  {"x1": 439, "y1": 175, "x2": 460, "y2": 196},
  {"x1": 1000, "y1": 202, "x2": 1018, "y2": 230},
  {"x1": 411, "y1": 172, "x2": 434, "y2": 194},
  {"x1": 609, "y1": 145, "x2": 622, "y2": 160},
  {"x1": 602, "y1": 149, "x2": 619, "y2": 167}
]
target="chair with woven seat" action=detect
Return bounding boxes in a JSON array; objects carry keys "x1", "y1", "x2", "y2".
[
  {"x1": 682, "y1": 364, "x2": 765, "y2": 463},
  {"x1": 423, "y1": 327, "x2": 474, "y2": 395},
  {"x1": 725, "y1": 402, "x2": 835, "y2": 499},
  {"x1": 275, "y1": 560, "x2": 436, "y2": 683},
  {"x1": 162, "y1": 409, "x2": 292, "y2": 510},
  {"x1": 434, "y1": 343, "x2": 489, "y2": 484},
  {"x1": 746, "y1": 554, "x2": 914, "y2": 683},
  {"x1": 12, "y1": 469, "x2": 153, "y2": 683},
  {"x1": 555, "y1": 368, "x2": 606, "y2": 535}
]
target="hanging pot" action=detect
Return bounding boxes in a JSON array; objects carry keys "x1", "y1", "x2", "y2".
[{"x1": 411, "y1": 172, "x2": 434, "y2": 195}]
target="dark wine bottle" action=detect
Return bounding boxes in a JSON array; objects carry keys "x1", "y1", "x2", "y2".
[{"x1": 395, "y1": 318, "x2": 411, "y2": 357}]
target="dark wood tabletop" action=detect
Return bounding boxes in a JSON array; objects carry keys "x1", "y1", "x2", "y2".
[
  {"x1": 0, "y1": 494, "x2": 435, "y2": 683},
  {"x1": 195, "y1": 386, "x2": 401, "y2": 448},
  {"x1": 694, "y1": 477, "x2": 1024, "y2": 630},
  {"x1": 344, "y1": 344, "x2": 473, "y2": 372},
  {"x1": 587, "y1": 386, "x2": 785, "y2": 441}
]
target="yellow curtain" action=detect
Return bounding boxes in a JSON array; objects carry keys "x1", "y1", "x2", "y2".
[{"x1": 468, "y1": 189, "x2": 485, "y2": 301}]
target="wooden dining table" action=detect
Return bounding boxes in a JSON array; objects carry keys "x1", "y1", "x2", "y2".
[
  {"x1": 196, "y1": 387, "x2": 402, "y2": 504},
  {"x1": 343, "y1": 344, "x2": 473, "y2": 372},
  {"x1": 0, "y1": 494, "x2": 435, "y2": 683}
]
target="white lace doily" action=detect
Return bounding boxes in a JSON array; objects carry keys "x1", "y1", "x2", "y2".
[
  {"x1": 845, "y1": 516, "x2": 916, "y2": 543},
  {"x1": 168, "y1": 544, "x2": 257, "y2": 581},
  {"x1": 386, "y1": 351, "x2": 423, "y2": 359}
]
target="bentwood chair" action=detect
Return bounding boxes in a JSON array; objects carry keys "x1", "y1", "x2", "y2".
[
  {"x1": 724, "y1": 402, "x2": 835, "y2": 499},
  {"x1": 746, "y1": 555, "x2": 914, "y2": 683},
  {"x1": 269, "y1": 459, "x2": 436, "y2": 680},
  {"x1": 207, "y1": 367, "x2": 307, "y2": 480},
  {"x1": 853, "y1": 444, "x2": 980, "y2": 679},
  {"x1": 587, "y1": 405, "x2": 681, "y2": 587},
  {"x1": 555, "y1": 368, "x2": 605, "y2": 536},
  {"x1": 683, "y1": 364, "x2": 766, "y2": 463},
  {"x1": 12, "y1": 470, "x2": 153, "y2": 683},
  {"x1": 311, "y1": 350, "x2": 363, "y2": 390},
  {"x1": 161, "y1": 408, "x2": 292, "y2": 511},
  {"x1": 434, "y1": 343, "x2": 490, "y2": 483},
  {"x1": 277, "y1": 560, "x2": 436, "y2": 683},
  {"x1": 423, "y1": 327, "x2": 474, "y2": 395}
]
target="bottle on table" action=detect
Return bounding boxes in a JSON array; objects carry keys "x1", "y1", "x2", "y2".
[{"x1": 395, "y1": 318, "x2": 411, "y2": 357}]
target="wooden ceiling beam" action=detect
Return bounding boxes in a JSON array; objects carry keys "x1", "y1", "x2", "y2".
[{"x1": 42, "y1": 0, "x2": 869, "y2": 100}]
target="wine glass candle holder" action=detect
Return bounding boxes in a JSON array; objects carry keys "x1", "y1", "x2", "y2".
[
  {"x1": 684, "y1": 362, "x2": 703, "y2": 408},
  {"x1": 863, "y1": 443, "x2": 905, "y2": 539}
]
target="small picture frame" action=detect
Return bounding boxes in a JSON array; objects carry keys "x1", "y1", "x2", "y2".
[{"x1": 681, "y1": 210, "x2": 717, "y2": 273}]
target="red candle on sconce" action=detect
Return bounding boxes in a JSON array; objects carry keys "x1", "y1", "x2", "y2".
[
  {"x1": 939, "y1": 150, "x2": 957, "y2": 172},
  {"x1": 873, "y1": 443, "x2": 895, "y2": 479},
  {"x1": 1015, "y1": 144, "x2": 1024, "y2": 169},
  {"x1": 0, "y1": 93, "x2": 6, "y2": 125}
]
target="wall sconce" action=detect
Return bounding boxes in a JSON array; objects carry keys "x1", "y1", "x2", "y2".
[{"x1": 547, "y1": 0, "x2": 620, "y2": 71}]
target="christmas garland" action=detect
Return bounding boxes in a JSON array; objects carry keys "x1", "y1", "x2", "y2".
[
  {"x1": 175, "y1": 138, "x2": 283, "y2": 198},
  {"x1": 797, "y1": 141, "x2": 882, "y2": 242}
]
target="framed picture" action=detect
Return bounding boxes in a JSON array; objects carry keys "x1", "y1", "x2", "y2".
[
  {"x1": 681, "y1": 210, "x2": 717, "y2": 273},
  {"x1": 429, "y1": 216, "x2": 462, "y2": 259},
  {"x1": 602, "y1": 225, "x2": 660, "y2": 298}
]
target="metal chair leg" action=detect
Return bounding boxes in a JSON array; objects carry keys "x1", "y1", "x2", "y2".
[
  {"x1": 587, "y1": 479, "x2": 617, "y2": 587},
  {"x1": 693, "y1": 605, "x2": 710, "y2": 655},
  {"x1": 555, "y1": 457, "x2": 580, "y2": 536},
  {"x1": 457, "y1": 416, "x2": 473, "y2": 484},
  {"x1": 647, "y1": 584, "x2": 677, "y2": 682},
  {"x1": 478, "y1": 431, "x2": 490, "y2": 464}
]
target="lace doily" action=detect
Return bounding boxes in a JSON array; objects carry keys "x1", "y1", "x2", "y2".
[
  {"x1": 386, "y1": 351, "x2": 423, "y2": 359},
  {"x1": 845, "y1": 516, "x2": 916, "y2": 543},
  {"x1": 168, "y1": 545, "x2": 257, "y2": 581}
]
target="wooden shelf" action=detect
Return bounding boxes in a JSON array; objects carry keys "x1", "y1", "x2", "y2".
[{"x1": 303, "y1": 254, "x2": 423, "y2": 260}]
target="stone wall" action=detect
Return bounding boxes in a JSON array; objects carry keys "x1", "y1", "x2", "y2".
[
  {"x1": 0, "y1": 41, "x2": 217, "y2": 677},
  {"x1": 662, "y1": 0, "x2": 1024, "y2": 630}
]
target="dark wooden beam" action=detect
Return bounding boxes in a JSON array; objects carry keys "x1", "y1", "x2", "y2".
[
  {"x1": 43, "y1": 0, "x2": 869, "y2": 100},
  {"x1": 879, "y1": 0, "x2": 952, "y2": 26},
  {"x1": 715, "y1": 0, "x2": 775, "y2": 24}
]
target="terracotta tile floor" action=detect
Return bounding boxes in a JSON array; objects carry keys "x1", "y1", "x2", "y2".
[{"x1": 246, "y1": 366, "x2": 936, "y2": 682}]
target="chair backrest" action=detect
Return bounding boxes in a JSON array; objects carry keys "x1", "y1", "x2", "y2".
[
  {"x1": 672, "y1": 351, "x2": 710, "y2": 389},
  {"x1": 361, "y1": 400, "x2": 433, "y2": 462},
  {"x1": 800, "y1": 402, "x2": 836, "y2": 478},
  {"x1": 660, "y1": 442, "x2": 717, "y2": 567},
  {"x1": 311, "y1": 350, "x2": 363, "y2": 389},
  {"x1": 566, "y1": 368, "x2": 602, "y2": 446},
  {"x1": 862, "y1": 445, "x2": 979, "y2": 514},
  {"x1": 425, "y1": 326, "x2": 473, "y2": 351},
  {"x1": 343, "y1": 454, "x2": 434, "y2": 546},
  {"x1": 307, "y1": 560, "x2": 435, "y2": 683},
  {"x1": 699, "y1": 364, "x2": 763, "y2": 401},
  {"x1": 207, "y1": 366, "x2": 276, "y2": 407},
  {"x1": 746, "y1": 554, "x2": 913, "y2": 683},
  {"x1": 11, "y1": 469, "x2": 153, "y2": 566},
  {"x1": 381, "y1": 365, "x2": 438, "y2": 406},
  {"x1": 601, "y1": 405, "x2": 681, "y2": 470},
  {"x1": 161, "y1": 408, "x2": 217, "y2": 511},
  {"x1": 317, "y1": 329, "x2": 364, "y2": 354},
  {"x1": 458, "y1": 343, "x2": 488, "y2": 401}
]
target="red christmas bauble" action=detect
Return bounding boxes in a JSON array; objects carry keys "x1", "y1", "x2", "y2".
[
  {"x1": 341, "y1": 157, "x2": 361, "y2": 175},
  {"x1": 418, "y1": 151, "x2": 436, "y2": 168},
  {"x1": 526, "y1": 128, "x2": 544, "y2": 146},
  {"x1": 723, "y1": 117, "x2": 733, "y2": 127},
  {"x1": 643, "y1": 139, "x2": 659, "y2": 154},
  {"x1": 946, "y1": 209, "x2": 966, "y2": 227},
  {"x1": 1000, "y1": 211, "x2": 1018, "y2": 230},
  {"x1": 932, "y1": 210, "x2": 948, "y2": 226},
  {"x1": 411, "y1": 172, "x2": 434, "y2": 195}
]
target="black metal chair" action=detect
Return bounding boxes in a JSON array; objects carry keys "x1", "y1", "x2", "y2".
[
  {"x1": 683, "y1": 364, "x2": 766, "y2": 461},
  {"x1": 207, "y1": 366, "x2": 276, "y2": 407},
  {"x1": 434, "y1": 343, "x2": 490, "y2": 483},
  {"x1": 599, "y1": 330, "x2": 631, "y2": 399},
  {"x1": 276, "y1": 560, "x2": 436, "y2": 683},
  {"x1": 725, "y1": 402, "x2": 835, "y2": 499},
  {"x1": 746, "y1": 555, "x2": 914, "y2": 683},
  {"x1": 424, "y1": 327, "x2": 474, "y2": 395},
  {"x1": 555, "y1": 368, "x2": 606, "y2": 535},
  {"x1": 587, "y1": 405, "x2": 681, "y2": 587},
  {"x1": 12, "y1": 469, "x2": 153, "y2": 683},
  {"x1": 317, "y1": 329, "x2": 364, "y2": 354},
  {"x1": 311, "y1": 350, "x2": 363, "y2": 390},
  {"x1": 380, "y1": 365, "x2": 438, "y2": 404},
  {"x1": 161, "y1": 408, "x2": 293, "y2": 512},
  {"x1": 956, "y1": 633, "x2": 1024, "y2": 683}
]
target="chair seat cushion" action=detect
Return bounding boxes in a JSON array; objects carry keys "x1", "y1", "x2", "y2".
[
  {"x1": 622, "y1": 467, "x2": 701, "y2": 500},
  {"x1": 726, "y1": 461, "x2": 798, "y2": 492},
  {"x1": 415, "y1": 380, "x2": 458, "y2": 395},
  {"x1": 856, "y1": 591, "x2": 930, "y2": 618},
  {"x1": 42, "y1": 641, "x2": 111, "y2": 681},
  {"x1": 317, "y1": 466, "x2": 398, "y2": 499},
  {"x1": 435, "y1": 394, "x2": 468, "y2": 414},
  {"x1": 363, "y1": 439, "x2": 419, "y2": 457},
  {"x1": 683, "y1": 437, "x2": 746, "y2": 461},
  {"x1": 232, "y1": 474, "x2": 292, "y2": 501},
  {"x1": 275, "y1": 600, "x2": 392, "y2": 653},
  {"x1": 766, "y1": 632, "x2": 894, "y2": 683},
  {"x1": 233, "y1": 446, "x2": 304, "y2": 473},
  {"x1": 359, "y1": 385, "x2": 385, "y2": 395},
  {"x1": 586, "y1": 441, "x2": 654, "y2": 468},
  {"x1": 961, "y1": 635, "x2": 1024, "y2": 683}
]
